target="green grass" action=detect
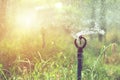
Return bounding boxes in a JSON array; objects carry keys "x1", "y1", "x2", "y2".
[{"x1": 0, "y1": 27, "x2": 120, "y2": 80}]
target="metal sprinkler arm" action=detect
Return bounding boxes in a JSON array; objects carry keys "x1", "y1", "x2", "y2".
[
  {"x1": 74, "y1": 36, "x2": 87, "y2": 50},
  {"x1": 74, "y1": 35, "x2": 87, "y2": 80}
]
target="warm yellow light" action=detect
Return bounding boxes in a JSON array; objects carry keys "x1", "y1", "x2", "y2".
[
  {"x1": 16, "y1": 12, "x2": 36, "y2": 29},
  {"x1": 55, "y1": 2, "x2": 63, "y2": 9}
]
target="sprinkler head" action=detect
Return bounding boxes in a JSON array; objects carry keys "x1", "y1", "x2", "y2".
[
  {"x1": 79, "y1": 35, "x2": 83, "y2": 39},
  {"x1": 74, "y1": 35, "x2": 87, "y2": 49}
]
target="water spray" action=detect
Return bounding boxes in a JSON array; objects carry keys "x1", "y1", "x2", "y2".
[
  {"x1": 72, "y1": 23, "x2": 105, "y2": 39},
  {"x1": 74, "y1": 35, "x2": 87, "y2": 80}
]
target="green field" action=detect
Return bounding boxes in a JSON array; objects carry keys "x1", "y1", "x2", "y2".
[
  {"x1": 0, "y1": 27, "x2": 120, "y2": 80},
  {"x1": 0, "y1": 0, "x2": 120, "y2": 80}
]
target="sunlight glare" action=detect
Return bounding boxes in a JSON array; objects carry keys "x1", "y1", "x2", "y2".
[
  {"x1": 55, "y1": 2, "x2": 63, "y2": 9},
  {"x1": 16, "y1": 11, "x2": 36, "y2": 29}
]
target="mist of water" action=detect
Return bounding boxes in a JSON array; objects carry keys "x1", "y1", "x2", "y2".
[{"x1": 72, "y1": 23, "x2": 105, "y2": 39}]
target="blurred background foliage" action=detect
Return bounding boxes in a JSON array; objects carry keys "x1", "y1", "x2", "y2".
[{"x1": 0, "y1": 0, "x2": 120, "y2": 80}]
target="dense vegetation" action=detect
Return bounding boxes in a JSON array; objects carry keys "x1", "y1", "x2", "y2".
[{"x1": 0, "y1": 0, "x2": 120, "y2": 80}]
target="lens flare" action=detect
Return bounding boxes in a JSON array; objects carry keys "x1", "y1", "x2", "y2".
[
  {"x1": 16, "y1": 11, "x2": 36, "y2": 29},
  {"x1": 55, "y1": 2, "x2": 63, "y2": 9}
]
